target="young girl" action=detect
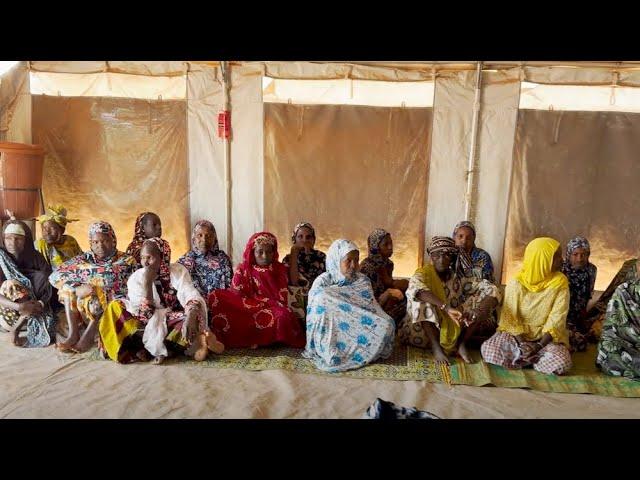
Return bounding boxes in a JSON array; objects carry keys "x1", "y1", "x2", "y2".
[
  {"x1": 126, "y1": 212, "x2": 171, "y2": 268},
  {"x1": 359, "y1": 228, "x2": 408, "y2": 323},
  {"x1": 208, "y1": 232, "x2": 305, "y2": 349},
  {"x1": 281, "y1": 222, "x2": 326, "y2": 321}
]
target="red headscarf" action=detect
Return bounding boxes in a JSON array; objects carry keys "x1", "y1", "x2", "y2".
[{"x1": 232, "y1": 232, "x2": 289, "y2": 304}]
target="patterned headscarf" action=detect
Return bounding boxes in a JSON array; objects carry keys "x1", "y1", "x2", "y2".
[
  {"x1": 291, "y1": 222, "x2": 316, "y2": 244},
  {"x1": 427, "y1": 236, "x2": 473, "y2": 278},
  {"x1": 241, "y1": 232, "x2": 279, "y2": 268},
  {"x1": 566, "y1": 236, "x2": 590, "y2": 257},
  {"x1": 88, "y1": 221, "x2": 117, "y2": 261},
  {"x1": 192, "y1": 220, "x2": 220, "y2": 254},
  {"x1": 452, "y1": 220, "x2": 476, "y2": 239},
  {"x1": 88, "y1": 221, "x2": 117, "y2": 245},
  {"x1": 36, "y1": 204, "x2": 79, "y2": 229},
  {"x1": 367, "y1": 228, "x2": 390, "y2": 256},
  {"x1": 142, "y1": 237, "x2": 172, "y2": 296},
  {"x1": 126, "y1": 212, "x2": 170, "y2": 266},
  {"x1": 326, "y1": 239, "x2": 359, "y2": 285}
]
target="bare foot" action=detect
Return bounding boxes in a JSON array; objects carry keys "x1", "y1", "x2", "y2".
[
  {"x1": 71, "y1": 335, "x2": 94, "y2": 353},
  {"x1": 457, "y1": 342, "x2": 474, "y2": 364},
  {"x1": 11, "y1": 329, "x2": 24, "y2": 347},
  {"x1": 204, "y1": 331, "x2": 225, "y2": 354},
  {"x1": 153, "y1": 355, "x2": 166, "y2": 365},
  {"x1": 56, "y1": 331, "x2": 80, "y2": 352},
  {"x1": 432, "y1": 346, "x2": 450, "y2": 366},
  {"x1": 193, "y1": 334, "x2": 209, "y2": 362}
]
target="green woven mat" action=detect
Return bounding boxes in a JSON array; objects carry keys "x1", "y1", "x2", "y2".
[
  {"x1": 86, "y1": 340, "x2": 450, "y2": 382},
  {"x1": 449, "y1": 345, "x2": 640, "y2": 398}
]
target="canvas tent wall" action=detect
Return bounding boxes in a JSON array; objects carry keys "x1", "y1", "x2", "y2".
[{"x1": 1, "y1": 60, "x2": 639, "y2": 288}]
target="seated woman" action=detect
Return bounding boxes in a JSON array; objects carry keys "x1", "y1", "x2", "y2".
[
  {"x1": 401, "y1": 236, "x2": 500, "y2": 365},
  {"x1": 596, "y1": 274, "x2": 640, "y2": 380},
  {"x1": 0, "y1": 219, "x2": 56, "y2": 347},
  {"x1": 49, "y1": 221, "x2": 137, "y2": 353},
  {"x1": 304, "y1": 239, "x2": 395, "y2": 372},
  {"x1": 208, "y1": 232, "x2": 305, "y2": 349},
  {"x1": 177, "y1": 220, "x2": 233, "y2": 297},
  {"x1": 35, "y1": 204, "x2": 82, "y2": 270},
  {"x1": 452, "y1": 220, "x2": 495, "y2": 282},
  {"x1": 125, "y1": 212, "x2": 171, "y2": 267},
  {"x1": 99, "y1": 238, "x2": 224, "y2": 364},
  {"x1": 281, "y1": 222, "x2": 326, "y2": 321},
  {"x1": 586, "y1": 256, "x2": 638, "y2": 340},
  {"x1": 561, "y1": 236, "x2": 597, "y2": 352},
  {"x1": 481, "y1": 237, "x2": 572, "y2": 376},
  {"x1": 359, "y1": 228, "x2": 408, "y2": 323}
]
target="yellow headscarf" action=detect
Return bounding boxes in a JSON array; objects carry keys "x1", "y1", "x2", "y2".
[
  {"x1": 36, "y1": 204, "x2": 78, "y2": 228},
  {"x1": 516, "y1": 237, "x2": 568, "y2": 293}
]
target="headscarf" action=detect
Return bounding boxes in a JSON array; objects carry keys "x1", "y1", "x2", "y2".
[
  {"x1": 566, "y1": 236, "x2": 590, "y2": 258},
  {"x1": 291, "y1": 222, "x2": 316, "y2": 244},
  {"x1": 0, "y1": 219, "x2": 55, "y2": 347},
  {"x1": 368, "y1": 228, "x2": 390, "y2": 255},
  {"x1": 36, "y1": 204, "x2": 78, "y2": 229},
  {"x1": 427, "y1": 236, "x2": 473, "y2": 278},
  {"x1": 562, "y1": 236, "x2": 596, "y2": 324},
  {"x1": 241, "y1": 232, "x2": 279, "y2": 268},
  {"x1": 142, "y1": 237, "x2": 176, "y2": 308},
  {"x1": 143, "y1": 237, "x2": 171, "y2": 286},
  {"x1": 452, "y1": 220, "x2": 476, "y2": 239},
  {"x1": 326, "y1": 239, "x2": 359, "y2": 285},
  {"x1": 516, "y1": 237, "x2": 568, "y2": 293},
  {"x1": 359, "y1": 229, "x2": 393, "y2": 296},
  {"x1": 178, "y1": 220, "x2": 232, "y2": 296},
  {"x1": 50, "y1": 222, "x2": 136, "y2": 301},
  {"x1": 192, "y1": 220, "x2": 220, "y2": 254},
  {"x1": 232, "y1": 232, "x2": 288, "y2": 299},
  {"x1": 125, "y1": 212, "x2": 171, "y2": 265},
  {"x1": 88, "y1": 221, "x2": 117, "y2": 262},
  {"x1": 2, "y1": 219, "x2": 43, "y2": 272}
]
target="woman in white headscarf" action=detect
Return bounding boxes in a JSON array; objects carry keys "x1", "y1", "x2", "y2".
[{"x1": 303, "y1": 239, "x2": 395, "y2": 372}]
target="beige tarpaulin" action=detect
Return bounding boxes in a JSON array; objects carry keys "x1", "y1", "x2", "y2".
[
  {"x1": 264, "y1": 103, "x2": 431, "y2": 277},
  {"x1": 0, "y1": 61, "x2": 31, "y2": 143},
  {"x1": 32, "y1": 95, "x2": 190, "y2": 255},
  {"x1": 30, "y1": 72, "x2": 186, "y2": 100},
  {"x1": 503, "y1": 109, "x2": 640, "y2": 290}
]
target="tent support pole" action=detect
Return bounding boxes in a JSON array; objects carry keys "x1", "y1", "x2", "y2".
[
  {"x1": 464, "y1": 61, "x2": 483, "y2": 222},
  {"x1": 221, "y1": 61, "x2": 232, "y2": 259}
]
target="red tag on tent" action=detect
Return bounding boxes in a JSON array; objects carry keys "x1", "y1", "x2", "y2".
[{"x1": 218, "y1": 111, "x2": 231, "y2": 139}]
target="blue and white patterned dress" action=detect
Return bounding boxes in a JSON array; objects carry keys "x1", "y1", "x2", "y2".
[{"x1": 303, "y1": 239, "x2": 395, "y2": 372}]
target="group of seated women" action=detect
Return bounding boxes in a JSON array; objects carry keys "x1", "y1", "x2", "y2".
[{"x1": 1, "y1": 205, "x2": 638, "y2": 380}]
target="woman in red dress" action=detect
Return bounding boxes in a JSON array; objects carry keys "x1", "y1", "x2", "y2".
[{"x1": 207, "y1": 232, "x2": 305, "y2": 348}]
